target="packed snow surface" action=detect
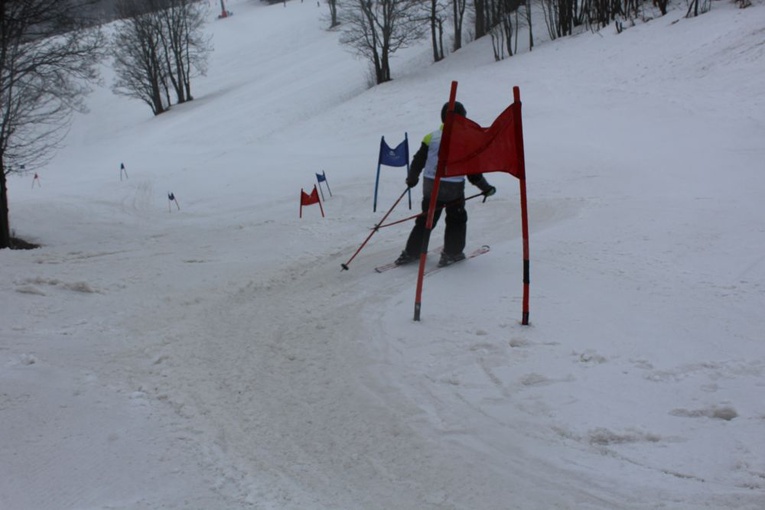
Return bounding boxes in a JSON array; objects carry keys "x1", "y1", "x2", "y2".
[{"x1": 2, "y1": 1, "x2": 764, "y2": 508}]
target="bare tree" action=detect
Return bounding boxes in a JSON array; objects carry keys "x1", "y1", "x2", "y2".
[
  {"x1": 338, "y1": 0, "x2": 425, "y2": 85},
  {"x1": 452, "y1": 0, "x2": 468, "y2": 51},
  {"x1": 474, "y1": 0, "x2": 489, "y2": 38},
  {"x1": 524, "y1": 0, "x2": 533, "y2": 51},
  {"x1": 0, "y1": 0, "x2": 105, "y2": 249},
  {"x1": 112, "y1": 0, "x2": 169, "y2": 115},
  {"x1": 156, "y1": 0, "x2": 211, "y2": 103},
  {"x1": 111, "y1": 0, "x2": 211, "y2": 115},
  {"x1": 426, "y1": 0, "x2": 448, "y2": 62},
  {"x1": 489, "y1": 0, "x2": 522, "y2": 60},
  {"x1": 539, "y1": 0, "x2": 559, "y2": 40},
  {"x1": 324, "y1": 0, "x2": 340, "y2": 28},
  {"x1": 653, "y1": 0, "x2": 669, "y2": 15},
  {"x1": 686, "y1": 0, "x2": 712, "y2": 17}
]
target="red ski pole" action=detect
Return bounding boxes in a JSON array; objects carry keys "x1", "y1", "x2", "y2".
[{"x1": 341, "y1": 187, "x2": 410, "y2": 271}]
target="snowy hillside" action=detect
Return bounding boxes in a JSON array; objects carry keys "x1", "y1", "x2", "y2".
[{"x1": 1, "y1": 1, "x2": 764, "y2": 509}]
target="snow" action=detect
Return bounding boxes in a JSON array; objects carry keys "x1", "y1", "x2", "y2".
[{"x1": 2, "y1": 0, "x2": 765, "y2": 508}]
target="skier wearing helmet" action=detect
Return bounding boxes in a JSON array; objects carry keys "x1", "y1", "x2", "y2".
[{"x1": 395, "y1": 101, "x2": 496, "y2": 268}]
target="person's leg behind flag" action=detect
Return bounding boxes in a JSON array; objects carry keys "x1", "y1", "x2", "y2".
[
  {"x1": 441, "y1": 201, "x2": 467, "y2": 266},
  {"x1": 399, "y1": 196, "x2": 443, "y2": 265}
]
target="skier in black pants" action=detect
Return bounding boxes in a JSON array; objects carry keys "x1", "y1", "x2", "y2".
[{"x1": 395, "y1": 101, "x2": 496, "y2": 268}]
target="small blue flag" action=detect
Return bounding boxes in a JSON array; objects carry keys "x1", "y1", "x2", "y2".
[
  {"x1": 379, "y1": 139, "x2": 408, "y2": 167},
  {"x1": 316, "y1": 172, "x2": 326, "y2": 182}
]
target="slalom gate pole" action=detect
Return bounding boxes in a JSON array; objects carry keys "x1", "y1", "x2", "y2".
[
  {"x1": 414, "y1": 81, "x2": 459, "y2": 321},
  {"x1": 512, "y1": 86, "x2": 530, "y2": 326},
  {"x1": 323, "y1": 171, "x2": 332, "y2": 197},
  {"x1": 519, "y1": 177, "x2": 530, "y2": 325},
  {"x1": 413, "y1": 177, "x2": 441, "y2": 321},
  {"x1": 373, "y1": 137, "x2": 384, "y2": 212},
  {"x1": 373, "y1": 163, "x2": 381, "y2": 212},
  {"x1": 405, "y1": 133, "x2": 412, "y2": 210},
  {"x1": 341, "y1": 187, "x2": 410, "y2": 271}
]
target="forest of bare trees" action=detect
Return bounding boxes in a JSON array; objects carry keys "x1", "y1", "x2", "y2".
[
  {"x1": 110, "y1": 0, "x2": 212, "y2": 116},
  {"x1": 332, "y1": 0, "x2": 740, "y2": 81}
]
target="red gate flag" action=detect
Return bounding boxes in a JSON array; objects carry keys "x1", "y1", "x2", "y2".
[
  {"x1": 300, "y1": 185, "x2": 324, "y2": 218},
  {"x1": 441, "y1": 104, "x2": 524, "y2": 180},
  {"x1": 414, "y1": 82, "x2": 530, "y2": 326},
  {"x1": 301, "y1": 186, "x2": 320, "y2": 205}
]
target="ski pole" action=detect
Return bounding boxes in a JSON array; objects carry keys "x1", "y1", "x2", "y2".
[
  {"x1": 375, "y1": 191, "x2": 487, "y2": 229},
  {"x1": 341, "y1": 187, "x2": 410, "y2": 270}
]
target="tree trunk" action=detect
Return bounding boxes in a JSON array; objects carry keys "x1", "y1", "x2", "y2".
[
  {"x1": 526, "y1": 0, "x2": 533, "y2": 51},
  {"x1": 438, "y1": 18, "x2": 444, "y2": 60},
  {"x1": 452, "y1": 0, "x2": 463, "y2": 51},
  {"x1": 430, "y1": 0, "x2": 441, "y2": 62},
  {"x1": 328, "y1": 0, "x2": 339, "y2": 27},
  {"x1": 475, "y1": 0, "x2": 487, "y2": 38},
  {"x1": 380, "y1": 46, "x2": 391, "y2": 83},
  {"x1": 0, "y1": 156, "x2": 11, "y2": 249}
]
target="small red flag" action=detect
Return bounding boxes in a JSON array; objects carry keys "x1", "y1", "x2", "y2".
[
  {"x1": 442, "y1": 104, "x2": 524, "y2": 180},
  {"x1": 299, "y1": 185, "x2": 324, "y2": 218},
  {"x1": 301, "y1": 187, "x2": 320, "y2": 206}
]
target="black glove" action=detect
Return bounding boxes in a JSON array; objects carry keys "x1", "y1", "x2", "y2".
[{"x1": 406, "y1": 176, "x2": 419, "y2": 188}]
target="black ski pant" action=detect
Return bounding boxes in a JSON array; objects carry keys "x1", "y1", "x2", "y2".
[{"x1": 404, "y1": 179, "x2": 467, "y2": 258}]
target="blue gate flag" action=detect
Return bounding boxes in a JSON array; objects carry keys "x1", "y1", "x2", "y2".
[
  {"x1": 379, "y1": 139, "x2": 409, "y2": 167},
  {"x1": 316, "y1": 170, "x2": 332, "y2": 199},
  {"x1": 374, "y1": 134, "x2": 411, "y2": 212}
]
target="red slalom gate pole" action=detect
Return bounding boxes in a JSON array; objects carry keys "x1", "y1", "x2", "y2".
[{"x1": 414, "y1": 81, "x2": 459, "y2": 321}]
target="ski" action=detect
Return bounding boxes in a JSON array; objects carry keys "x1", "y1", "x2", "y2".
[
  {"x1": 375, "y1": 245, "x2": 490, "y2": 274},
  {"x1": 374, "y1": 261, "x2": 401, "y2": 273},
  {"x1": 424, "y1": 245, "x2": 490, "y2": 276},
  {"x1": 374, "y1": 246, "x2": 443, "y2": 273}
]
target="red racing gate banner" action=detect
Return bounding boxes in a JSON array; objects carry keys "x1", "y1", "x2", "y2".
[{"x1": 414, "y1": 82, "x2": 530, "y2": 325}]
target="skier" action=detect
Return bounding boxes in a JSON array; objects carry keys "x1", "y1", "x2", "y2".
[{"x1": 395, "y1": 101, "x2": 496, "y2": 268}]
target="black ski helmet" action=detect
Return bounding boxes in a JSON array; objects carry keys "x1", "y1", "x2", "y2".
[{"x1": 441, "y1": 101, "x2": 466, "y2": 122}]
